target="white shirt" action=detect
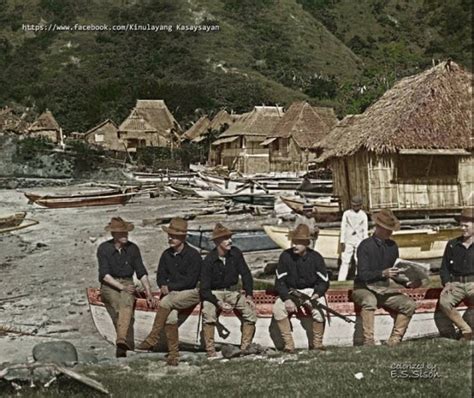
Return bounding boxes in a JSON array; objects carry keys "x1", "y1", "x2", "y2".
[{"x1": 340, "y1": 209, "x2": 368, "y2": 244}]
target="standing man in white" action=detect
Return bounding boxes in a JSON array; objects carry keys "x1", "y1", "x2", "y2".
[{"x1": 338, "y1": 195, "x2": 368, "y2": 281}]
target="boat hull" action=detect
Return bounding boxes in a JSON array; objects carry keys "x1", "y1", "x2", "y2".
[
  {"x1": 87, "y1": 288, "x2": 469, "y2": 349},
  {"x1": 31, "y1": 192, "x2": 135, "y2": 208},
  {"x1": 0, "y1": 212, "x2": 26, "y2": 229}
]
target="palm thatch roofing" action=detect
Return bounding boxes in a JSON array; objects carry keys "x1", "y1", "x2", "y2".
[
  {"x1": 0, "y1": 107, "x2": 29, "y2": 133},
  {"x1": 182, "y1": 115, "x2": 211, "y2": 141},
  {"x1": 28, "y1": 110, "x2": 60, "y2": 132},
  {"x1": 317, "y1": 61, "x2": 473, "y2": 162},
  {"x1": 267, "y1": 101, "x2": 335, "y2": 149},
  {"x1": 134, "y1": 99, "x2": 181, "y2": 133},
  {"x1": 119, "y1": 109, "x2": 156, "y2": 132},
  {"x1": 218, "y1": 106, "x2": 284, "y2": 138},
  {"x1": 84, "y1": 119, "x2": 118, "y2": 137},
  {"x1": 208, "y1": 109, "x2": 240, "y2": 131},
  {"x1": 313, "y1": 107, "x2": 338, "y2": 130}
]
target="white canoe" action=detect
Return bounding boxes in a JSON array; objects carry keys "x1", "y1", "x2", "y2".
[{"x1": 87, "y1": 288, "x2": 468, "y2": 350}]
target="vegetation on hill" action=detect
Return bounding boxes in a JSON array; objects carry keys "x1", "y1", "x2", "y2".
[{"x1": 0, "y1": 0, "x2": 471, "y2": 132}]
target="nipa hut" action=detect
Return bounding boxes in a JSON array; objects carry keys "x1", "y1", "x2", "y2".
[
  {"x1": 182, "y1": 115, "x2": 211, "y2": 142},
  {"x1": 316, "y1": 61, "x2": 473, "y2": 214},
  {"x1": 210, "y1": 106, "x2": 284, "y2": 174},
  {"x1": 0, "y1": 107, "x2": 29, "y2": 134},
  {"x1": 83, "y1": 119, "x2": 123, "y2": 151},
  {"x1": 28, "y1": 110, "x2": 62, "y2": 144},
  {"x1": 119, "y1": 100, "x2": 181, "y2": 152},
  {"x1": 261, "y1": 101, "x2": 337, "y2": 172}
]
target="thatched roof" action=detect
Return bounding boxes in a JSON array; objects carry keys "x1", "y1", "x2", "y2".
[
  {"x1": 313, "y1": 107, "x2": 338, "y2": 130},
  {"x1": 218, "y1": 106, "x2": 284, "y2": 138},
  {"x1": 134, "y1": 99, "x2": 181, "y2": 133},
  {"x1": 268, "y1": 101, "x2": 334, "y2": 149},
  {"x1": 28, "y1": 110, "x2": 60, "y2": 132},
  {"x1": 84, "y1": 119, "x2": 118, "y2": 137},
  {"x1": 182, "y1": 115, "x2": 211, "y2": 140},
  {"x1": 208, "y1": 109, "x2": 240, "y2": 131},
  {"x1": 0, "y1": 107, "x2": 29, "y2": 133},
  {"x1": 119, "y1": 109, "x2": 156, "y2": 132},
  {"x1": 317, "y1": 61, "x2": 473, "y2": 162}
]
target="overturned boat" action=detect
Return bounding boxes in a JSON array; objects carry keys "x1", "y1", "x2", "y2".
[{"x1": 87, "y1": 287, "x2": 469, "y2": 349}]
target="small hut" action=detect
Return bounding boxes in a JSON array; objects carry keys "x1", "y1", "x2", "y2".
[
  {"x1": 182, "y1": 115, "x2": 211, "y2": 142},
  {"x1": 210, "y1": 106, "x2": 284, "y2": 174},
  {"x1": 316, "y1": 61, "x2": 473, "y2": 214},
  {"x1": 28, "y1": 110, "x2": 62, "y2": 144},
  {"x1": 0, "y1": 107, "x2": 29, "y2": 134},
  {"x1": 262, "y1": 101, "x2": 337, "y2": 172},
  {"x1": 119, "y1": 100, "x2": 181, "y2": 151},
  {"x1": 83, "y1": 119, "x2": 123, "y2": 151}
]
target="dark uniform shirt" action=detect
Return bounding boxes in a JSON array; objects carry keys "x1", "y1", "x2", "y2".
[
  {"x1": 200, "y1": 247, "x2": 253, "y2": 306},
  {"x1": 97, "y1": 239, "x2": 148, "y2": 282},
  {"x1": 355, "y1": 235, "x2": 399, "y2": 284},
  {"x1": 440, "y1": 236, "x2": 474, "y2": 285},
  {"x1": 275, "y1": 248, "x2": 329, "y2": 301},
  {"x1": 157, "y1": 243, "x2": 202, "y2": 291}
]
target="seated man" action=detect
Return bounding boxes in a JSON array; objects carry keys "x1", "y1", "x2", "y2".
[
  {"x1": 98, "y1": 217, "x2": 156, "y2": 358},
  {"x1": 200, "y1": 223, "x2": 257, "y2": 358},
  {"x1": 137, "y1": 218, "x2": 202, "y2": 366},
  {"x1": 273, "y1": 224, "x2": 329, "y2": 352},
  {"x1": 438, "y1": 207, "x2": 474, "y2": 341},
  {"x1": 352, "y1": 209, "x2": 418, "y2": 346}
]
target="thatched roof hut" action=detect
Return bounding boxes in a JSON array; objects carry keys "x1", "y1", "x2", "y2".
[
  {"x1": 316, "y1": 61, "x2": 473, "y2": 213},
  {"x1": 0, "y1": 107, "x2": 29, "y2": 134},
  {"x1": 83, "y1": 119, "x2": 123, "y2": 151},
  {"x1": 182, "y1": 115, "x2": 211, "y2": 141},
  {"x1": 28, "y1": 110, "x2": 62, "y2": 143},
  {"x1": 208, "y1": 109, "x2": 240, "y2": 132}
]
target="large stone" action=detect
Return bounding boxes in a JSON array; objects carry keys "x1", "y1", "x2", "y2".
[{"x1": 32, "y1": 341, "x2": 78, "y2": 365}]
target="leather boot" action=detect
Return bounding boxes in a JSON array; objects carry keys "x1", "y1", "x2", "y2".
[
  {"x1": 165, "y1": 324, "x2": 179, "y2": 366},
  {"x1": 136, "y1": 307, "x2": 172, "y2": 351},
  {"x1": 386, "y1": 313, "x2": 412, "y2": 346},
  {"x1": 116, "y1": 306, "x2": 134, "y2": 351},
  {"x1": 240, "y1": 323, "x2": 255, "y2": 352},
  {"x1": 360, "y1": 309, "x2": 375, "y2": 346},
  {"x1": 312, "y1": 321, "x2": 325, "y2": 351},
  {"x1": 441, "y1": 307, "x2": 473, "y2": 338},
  {"x1": 460, "y1": 332, "x2": 473, "y2": 342},
  {"x1": 276, "y1": 318, "x2": 295, "y2": 353},
  {"x1": 203, "y1": 323, "x2": 217, "y2": 358}
]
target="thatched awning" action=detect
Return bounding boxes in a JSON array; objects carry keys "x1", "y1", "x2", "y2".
[
  {"x1": 260, "y1": 137, "x2": 277, "y2": 146},
  {"x1": 398, "y1": 149, "x2": 471, "y2": 155},
  {"x1": 212, "y1": 136, "x2": 239, "y2": 146}
]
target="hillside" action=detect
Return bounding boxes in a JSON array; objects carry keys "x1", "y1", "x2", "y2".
[{"x1": 0, "y1": 0, "x2": 471, "y2": 132}]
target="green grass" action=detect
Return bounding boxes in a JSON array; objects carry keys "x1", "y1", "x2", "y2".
[{"x1": 2, "y1": 339, "x2": 471, "y2": 397}]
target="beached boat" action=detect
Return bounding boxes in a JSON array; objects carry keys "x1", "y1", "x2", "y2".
[
  {"x1": 186, "y1": 228, "x2": 280, "y2": 252},
  {"x1": 27, "y1": 191, "x2": 137, "y2": 209},
  {"x1": 0, "y1": 212, "x2": 26, "y2": 229},
  {"x1": 123, "y1": 170, "x2": 196, "y2": 184},
  {"x1": 0, "y1": 217, "x2": 39, "y2": 234},
  {"x1": 227, "y1": 194, "x2": 275, "y2": 208},
  {"x1": 263, "y1": 225, "x2": 461, "y2": 261},
  {"x1": 87, "y1": 287, "x2": 469, "y2": 349},
  {"x1": 24, "y1": 188, "x2": 123, "y2": 203}
]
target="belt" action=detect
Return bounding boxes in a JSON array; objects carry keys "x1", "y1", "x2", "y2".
[{"x1": 451, "y1": 275, "x2": 474, "y2": 283}]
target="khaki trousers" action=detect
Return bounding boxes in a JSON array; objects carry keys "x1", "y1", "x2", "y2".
[
  {"x1": 100, "y1": 278, "x2": 135, "y2": 348},
  {"x1": 351, "y1": 287, "x2": 416, "y2": 316},
  {"x1": 159, "y1": 288, "x2": 201, "y2": 325},
  {"x1": 272, "y1": 290, "x2": 325, "y2": 323},
  {"x1": 202, "y1": 291, "x2": 257, "y2": 324},
  {"x1": 438, "y1": 282, "x2": 474, "y2": 332}
]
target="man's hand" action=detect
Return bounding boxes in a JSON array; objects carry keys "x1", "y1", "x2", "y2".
[
  {"x1": 146, "y1": 294, "x2": 159, "y2": 308},
  {"x1": 160, "y1": 285, "x2": 169, "y2": 296},
  {"x1": 340, "y1": 243, "x2": 346, "y2": 252},
  {"x1": 245, "y1": 296, "x2": 256, "y2": 310},
  {"x1": 382, "y1": 267, "x2": 400, "y2": 278},
  {"x1": 284, "y1": 299, "x2": 297, "y2": 313},
  {"x1": 218, "y1": 301, "x2": 233, "y2": 312},
  {"x1": 442, "y1": 282, "x2": 454, "y2": 293},
  {"x1": 122, "y1": 285, "x2": 136, "y2": 295},
  {"x1": 406, "y1": 280, "x2": 422, "y2": 289}
]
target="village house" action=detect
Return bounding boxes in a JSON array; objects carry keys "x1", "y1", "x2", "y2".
[
  {"x1": 0, "y1": 107, "x2": 29, "y2": 134},
  {"x1": 316, "y1": 61, "x2": 473, "y2": 214},
  {"x1": 182, "y1": 115, "x2": 211, "y2": 142},
  {"x1": 118, "y1": 100, "x2": 181, "y2": 152},
  {"x1": 83, "y1": 119, "x2": 124, "y2": 151},
  {"x1": 210, "y1": 106, "x2": 284, "y2": 174},
  {"x1": 261, "y1": 101, "x2": 337, "y2": 173},
  {"x1": 27, "y1": 110, "x2": 62, "y2": 144}
]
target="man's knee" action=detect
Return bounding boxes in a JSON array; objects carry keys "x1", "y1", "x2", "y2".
[
  {"x1": 202, "y1": 301, "x2": 217, "y2": 324},
  {"x1": 401, "y1": 298, "x2": 416, "y2": 316},
  {"x1": 352, "y1": 290, "x2": 377, "y2": 310},
  {"x1": 272, "y1": 299, "x2": 288, "y2": 321}
]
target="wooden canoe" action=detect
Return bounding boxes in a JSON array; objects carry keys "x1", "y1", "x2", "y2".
[
  {"x1": 0, "y1": 212, "x2": 26, "y2": 229},
  {"x1": 227, "y1": 194, "x2": 275, "y2": 208},
  {"x1": 263, "y1": 225, "x2": 461, "y2": 261},
  {"x1": 186, "y1": 228, "x2": 280, "y2": 252},
  {"x1": 87, "y1": 287, "x2": 470, "y2": 349},
  {"x1": 24, "y1": 188, "x2": 126, "y2": 203},
  {"x1": 28, "y1": 191, "x2": 137, "y2": 209}
]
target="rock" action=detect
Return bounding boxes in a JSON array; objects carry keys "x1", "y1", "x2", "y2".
[
  {"x1": 221, "y1": 344, "x2": 241, "y2": 359},
  {"x1": 36, "y1": 242, "x2": 48, "y2": 248},
  {"x1": 32, "y1": 341, "x2": 78, "y2": 365}
]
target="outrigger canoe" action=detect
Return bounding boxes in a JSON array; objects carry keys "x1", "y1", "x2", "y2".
[
  {"x1": 87, "y1": 287, "x2": 469, "y2": 349},
  {"x1": 0, "y1": 211, "x2": 26, "y2": 229},
  {"x1": 263, "y1": 225, "x2": 461, "y2": 262}
]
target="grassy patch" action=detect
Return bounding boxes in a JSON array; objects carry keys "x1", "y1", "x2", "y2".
[{"x1": 4, "y1": 339, "x2": 471, "y2": 397}]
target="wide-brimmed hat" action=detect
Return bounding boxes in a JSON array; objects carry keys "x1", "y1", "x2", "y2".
[
  {"x1": 289, "y1": 224, "x2": 312, "y2": 242},
  {"x1": 455, "y1": 207, "x2": 474, "y2": 222},
  {"x1": 351, "y1": 195, "x2": 363, "y2": 206},
  {"x1": 372, "y1": 209, "x2": 400, "y2": 231},
  {"x1": 162, "y1": 217, "x2": 188, "y2": 236},
  {"x1": 105, "y1": 217, "x2": 134, "y2": 232},
  {"x1": 212, "y1": 223, "x2": 233, "y2": 240}
]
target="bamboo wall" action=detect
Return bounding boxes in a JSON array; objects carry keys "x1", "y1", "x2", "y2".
[{"x1": 269, "y1": 138, "x2": 312, "y2": 172}]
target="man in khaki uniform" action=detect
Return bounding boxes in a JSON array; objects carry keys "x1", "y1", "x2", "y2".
[
  {"x1": 352, "y1": 209, "x2": 418, "y2": 346},
  {"x1": 200, "y1": 223, "x2": 257, "y2": 358},
  {"x1": 273, "y1": 224, "x2": 329, "y2": 352},
  {"x1": 98, "y1": 217, "x2": 157, "y2": 357},
  {"x1": 438, "y1": 207, "x2": 474, "y2": 341},
  {"x1": 137, "y1": 218, "x2": 202, "y2": 365}
]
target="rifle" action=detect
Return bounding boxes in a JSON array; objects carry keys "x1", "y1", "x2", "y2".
[{"x1": 289, "y1": 289, "x2": 355, "y2": 324}]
